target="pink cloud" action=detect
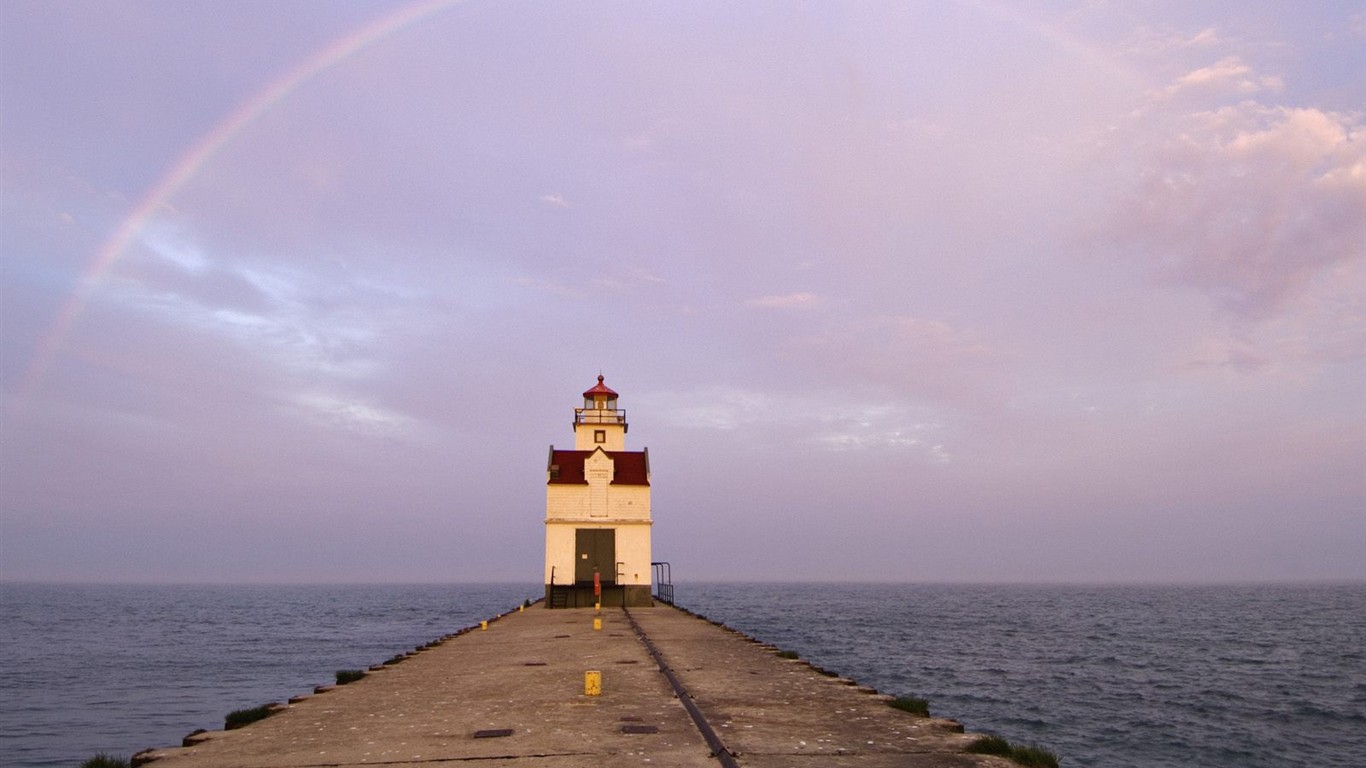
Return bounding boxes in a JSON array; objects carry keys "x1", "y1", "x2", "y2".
[
  {"x1": 787, "y1": 315, "x2": 1001, "y2": 408},
  {"x1": 744, "y1": 291, "x2": 821, "y2": 309},
  {"x1": 1113, "y1": 102, "x2": 1365, "y2": 319},
  {"x1": 1158, "y1": 57, "x2": 1282, "y2": 100}
]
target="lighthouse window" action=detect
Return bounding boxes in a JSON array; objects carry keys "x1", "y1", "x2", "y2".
[{"x1": 594, "y1": 430, "x2": 606, "y2": 444}]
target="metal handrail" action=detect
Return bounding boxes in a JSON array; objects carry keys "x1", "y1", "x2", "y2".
[
  {"x1": 548, "y1": 566, "x2": 568, "y2": 609},
  {"x1": 651, "y1": 561, "x2": 674, "y2": 604}
]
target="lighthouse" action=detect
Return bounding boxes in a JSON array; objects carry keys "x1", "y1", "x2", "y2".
[{"x1": 544, "y1": 376, "x2": 653, "y2": 607}]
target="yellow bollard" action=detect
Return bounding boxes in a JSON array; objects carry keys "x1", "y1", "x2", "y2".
[
  {"x1": 593, "y1": 617, "x2": 602, "y2": 631},
  {"x1": 584, "y1": 670, "x2": 601, "y2": 696},
  {"x1": 518, "y1": 604, "x2": 524, "y2": 612},
  {"x1": 480, "y1": 620, "x2": 488, "y2": 631}
]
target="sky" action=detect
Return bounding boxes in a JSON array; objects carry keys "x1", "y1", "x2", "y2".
[{"x1": 1, "y1": 0, "x2": 1362, "y2": 584}]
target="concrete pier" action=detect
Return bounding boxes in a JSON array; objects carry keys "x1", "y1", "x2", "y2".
[{"x1": 136, "y1": 604, "x2": 1013, "y2": 767}]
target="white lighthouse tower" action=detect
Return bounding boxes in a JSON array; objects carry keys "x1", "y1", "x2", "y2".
[{"x1": 544, "y1": 375, "x2": 653, "y2": 607}]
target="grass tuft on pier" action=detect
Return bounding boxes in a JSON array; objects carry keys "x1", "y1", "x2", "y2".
[
  {"x1": 79, "y1": 755, "x2": 129, "y2": 768},
  {"x1": 335, "y1": 669, "x2": 366, "y2": 685},
  {"x1": 225, "y1": 704, "x2": 278, "y2": 730},
  {"x1": 965, "y1": 734, "x2": 1060, "y2": 768}
]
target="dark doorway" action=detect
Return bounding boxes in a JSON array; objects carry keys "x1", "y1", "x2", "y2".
[{"x1": 575, "y1": 528, "x2": 616, "y2": 585}]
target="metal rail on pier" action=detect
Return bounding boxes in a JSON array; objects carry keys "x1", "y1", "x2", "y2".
[
  {"x1": 651, "y1": 561, "x2": 674, "y2": 604},
  {"x1": 623, "y1": 606, "x2": 739, "y2": 768}
]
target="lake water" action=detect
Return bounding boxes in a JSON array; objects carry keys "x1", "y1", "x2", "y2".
[
  {"x1": 681, "y1": 582, "x2": 1366, "y2": 768},
  {"x1": 1, "y1": 582, "x2": 1362, "y2": 767}
]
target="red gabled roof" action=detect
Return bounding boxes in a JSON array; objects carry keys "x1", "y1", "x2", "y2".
[
  {"x1": 547, "y1": 447, "x2": 649, "y2": 486},
  {"x1": 610, "y1": 450, "x2": 650, "y2": 485},
  {"x1": 582, "y1": 374, "x2": 618, "y2": 399},
  {"x1": 547, "y1": 449, "x2": 588, "y2": 484}
]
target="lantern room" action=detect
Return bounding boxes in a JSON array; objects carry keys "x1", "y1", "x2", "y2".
[{"x1": 573, "y1": 375, "x2": 628, "y2": 451}]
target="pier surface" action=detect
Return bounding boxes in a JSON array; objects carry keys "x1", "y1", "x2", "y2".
[{"x1": 138, "y1": 604, "x2": 1011, "y2": 767}]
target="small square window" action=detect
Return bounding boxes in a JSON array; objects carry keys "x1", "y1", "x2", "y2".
[{"x1": 594, "y1": 430, "x2": 606, "y2": 443}]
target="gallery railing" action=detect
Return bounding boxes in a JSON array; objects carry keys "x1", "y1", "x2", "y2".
[{"x1": 574, "y1": 408, "x2": 627, "y2": 425}]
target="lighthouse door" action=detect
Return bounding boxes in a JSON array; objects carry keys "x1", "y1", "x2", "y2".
[{"x1": 575, "y1": 529, "x2": 616, "y2": 586}]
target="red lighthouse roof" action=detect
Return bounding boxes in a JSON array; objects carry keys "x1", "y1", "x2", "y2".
[{"x1": 582, "y1": 374, "x2": 618, "y2": 399}]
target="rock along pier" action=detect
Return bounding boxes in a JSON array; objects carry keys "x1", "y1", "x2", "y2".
[{"x1": 135, "y1": 602, "x2": 1015, "y2": 768}]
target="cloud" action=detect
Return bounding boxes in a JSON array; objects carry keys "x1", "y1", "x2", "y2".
[
  {"x1": 1171, "y1": 255, "x2": 1365, "y2": 376},
  {"x1": 1184, "y1": 28, "x2": 1222, "y2": 48},
  {"x1": 813, "y1": 402, "x2": 952, "y2": 460},
  {"x1": 637, "y1": 386, "x2": 953, "y2": 460},
  {"x1": 517, "y1": 265, "x2": 666, "y2": 297},
  {"x1": 744, "y1": 291, "x2": 821, "y2": 309},
  {"x1": 539, "y1": 193, "x2": 572, "y2": 208},
  {"x1": 590, "y1": 267, "x2": 667, "y2": 292},
  {"x1": 1176, "y1": 333, "x2": 1275, "y2": 374},
  {"x1": 1111, "y1": 102, "x2": 1365, "y2": 319},
  {"x1": 638, "y1": 386, "x2": 777, "y2": 431},
  {"x1": 1124, "y1": 26, "x2": 1223, "y2": 55},
  {"x1": 291, "y1": 391, "x2": 418, "y2": 438},
  {"x1": 102, "y1": 229, "x2": 422, "y2": 391},
  {"x1": 1157, "y1": 56, "x2": 1282, "y2": 101},
  {"x1": 786, "y1": 315, "x2": 1000, "y2": 409},
  {"x1": 512, "y1": 275, "x2": 582, "y2": 298}
]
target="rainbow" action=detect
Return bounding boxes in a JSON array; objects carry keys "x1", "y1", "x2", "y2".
[
  {"x1": 17, "y1": 0, "x2": 464, "y2": 398},
  {"x1": 18, "y1": 0, "x2": 1134, "y2": 400}
]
